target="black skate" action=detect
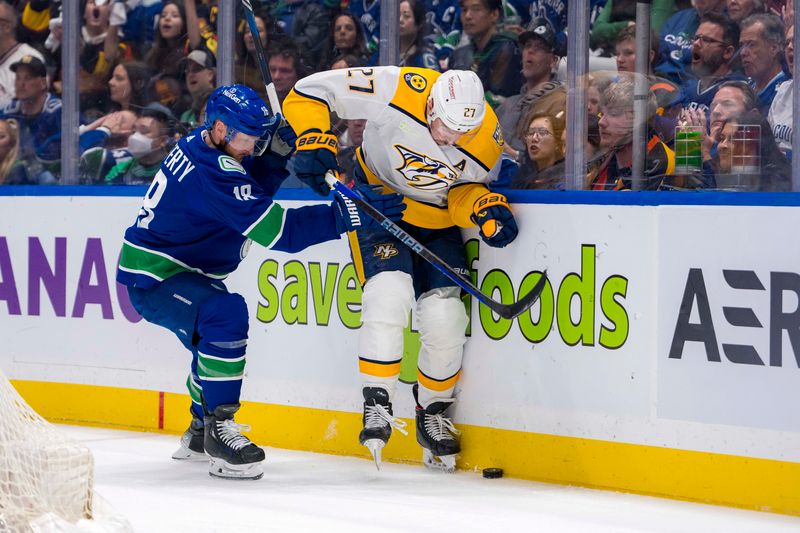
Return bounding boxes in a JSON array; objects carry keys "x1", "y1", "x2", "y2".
[
  {"x1": 359, "y1": 387, "x2": 407, "y2": 470},
  {"x1": 171, "y1": 408, "x2": 206, "y2": 461},
  {"x1": 204, "y1": 404, "x2": 265, "y2": 480},
  {"x1": 414, "y1": 386, "x2": 460, "y2": 473}
]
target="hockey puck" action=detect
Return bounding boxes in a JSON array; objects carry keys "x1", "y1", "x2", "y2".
[{"x1": 482, "y1": 467, "x2": 503, "y2": 479}]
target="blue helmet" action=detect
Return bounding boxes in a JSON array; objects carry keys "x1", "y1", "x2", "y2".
[{"x1": 204, "y1": 84, "x2": 277, "y2": 153}]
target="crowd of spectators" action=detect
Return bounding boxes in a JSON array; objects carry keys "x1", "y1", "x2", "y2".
[{"x1": 0, "y1": 0, "x2": 794, "y2": 191}]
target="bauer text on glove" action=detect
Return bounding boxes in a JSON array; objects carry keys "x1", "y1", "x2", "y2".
[
  {"x1": 470, "y1": 193, "x2": 518, "y2": 248},
  {"x1": 295, "y1": 129, "x2": 338, "y2": 196}
]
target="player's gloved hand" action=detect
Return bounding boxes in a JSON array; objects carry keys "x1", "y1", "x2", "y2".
[
  {"x1": 470, "y1": 192, "x2": 518, "y2": 248},
  {"x1": 332, "y1": 184, "x2": 406, "y2": 234},
  {"x1": 294, "y1": 128, "x2": 339, "y2": 196},
  {"x1": 267, "y1": 116, "x2": 296, "y2": 160}
]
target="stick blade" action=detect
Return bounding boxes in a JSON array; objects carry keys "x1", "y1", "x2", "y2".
[{"x1": 490, "y1": 270, "x2": 548, "y2": 320}]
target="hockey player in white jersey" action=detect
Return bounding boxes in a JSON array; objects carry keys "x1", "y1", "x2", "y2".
[
  {"x1": 283, "y1": 67, "x2": 519, "y2": 471},
  {"x1": 117, "y1": 84, "x2": 406, "y2": 480}
]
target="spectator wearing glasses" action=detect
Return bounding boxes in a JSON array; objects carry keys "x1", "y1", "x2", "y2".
[
  {"x1": 511, "y1": 110, "x2": 566, "y2": 189},
  {"x1": 767, "y1": 22, "x2": 792, "y2": 160},
  {"x1": 739, "y1": 13, "x2": 788, "y2": 113},
  {"x1": 679, "y1": 13, "x2": 745, "y2": 113},
  {"x1": 0, "y1": 1, "x2": 45, "y2": 102},
  {"x1": 654, "y1": 0, "x2": 727, "y2": 84},
  {"x1": 496, "y1": 21, "x2": 565, "y2": 163}
]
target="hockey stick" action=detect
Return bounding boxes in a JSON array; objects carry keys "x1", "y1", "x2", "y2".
[
  {"x1": 240, "y1": 0, "x2": 546, "y2": 319},
  {"x1": 241, "y1": 0, "x2": 282, "y2": 114},
  {"x1": 326, "y1": 172, "x2": 547, "y2": 320}
]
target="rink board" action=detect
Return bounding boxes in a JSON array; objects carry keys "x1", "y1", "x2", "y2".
[{"x1": 1, "y1": 191, "x2": 799, "y2": 515}]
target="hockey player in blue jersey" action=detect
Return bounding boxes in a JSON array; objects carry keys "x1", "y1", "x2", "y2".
[{"x1": 116, "y1": 84, "x2": 406, "y2": 480}]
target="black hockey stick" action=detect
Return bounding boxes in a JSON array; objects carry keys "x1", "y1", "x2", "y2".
[
  {"x1": 241, "y1": 0, "x2": 282, "y2": 114},
  {"x1": 241, "y1": 0, "x2": 546, "y2": 319},
  {"x1": 326, "y1": 173, "x2": 547, "y2": 320}
]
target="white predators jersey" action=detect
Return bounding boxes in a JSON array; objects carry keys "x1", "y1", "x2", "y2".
[{"x1": 284, "y1": 66, "x2": 505, "y2": 229}]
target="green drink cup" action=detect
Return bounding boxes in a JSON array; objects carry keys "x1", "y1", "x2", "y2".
[{"x1": 674, "y1": 126, "x2": 702, "y2": 174}]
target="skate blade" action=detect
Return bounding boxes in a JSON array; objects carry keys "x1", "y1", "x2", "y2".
[
  {"x1": 422, "y1": 449, "x2": 457, "y2": 473},
  {"x1": 171, "y1": 444, "x2": 207, "y2": 461},
  {"x1": 363, "y1": 439, "x2": 385, "y2": 471},
  {"x1": 208, "y1": 457, "x2": 264, "y2": 480}
]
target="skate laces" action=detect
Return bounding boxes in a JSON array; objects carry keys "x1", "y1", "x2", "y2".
[
  {"x1": 216, "y1": 419, "x2": 254, "y2": 450},
  {"x1": 364, "y1": 403, "x2": 408, "y2": 435},
  {"x1": 424, "y1": 411, "x2": 460, "y2": 442}
]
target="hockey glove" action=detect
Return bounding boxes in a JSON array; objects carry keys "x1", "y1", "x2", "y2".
[
  {"x1": 267, "y1": 116, "x2": 296, "y2": 161},
  {"x1": 294, "y1": 128, "x2": 339, "y2": 196},
  {"x1": 471, "y1": 192, "x2": 518, "y2": 248},
  {"x1": 332, "y1": 184, "x2": 406, "y2": 234}
]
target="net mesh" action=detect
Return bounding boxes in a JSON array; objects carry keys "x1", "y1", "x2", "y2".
[{"x1": 0, "y1": 369, "x2": 93, "y2": 533}]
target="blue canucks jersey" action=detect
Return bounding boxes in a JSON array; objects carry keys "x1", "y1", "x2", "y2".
[
  {"x1": 349, "y1": 0, "x2": 381, "y2": 53},
  {"x1": 424, "y1": 0, "x2": 461, "y2": 60},
  {"x1": 117, "y1": 128, "x2": 340, "y2": 289},
  {"x1": 0, "y1": 93, "x2": 62, "y2": 163},
  {"x1": 679, "y1": 72, "x2": 747, "y2": 113}
]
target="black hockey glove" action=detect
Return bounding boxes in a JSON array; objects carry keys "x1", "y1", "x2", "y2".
[
  {"x1": 332, "y1": 184, "x2": 406, "y2": 234},
  {"x1": 294, "y1": 128, "x2": 339, "y2": 196},
  {"x1": 471, "y1": 192, "x2": 518, "y2": 248}
]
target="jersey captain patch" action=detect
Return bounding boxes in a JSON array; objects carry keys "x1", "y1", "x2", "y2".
[
  {"x1": 394, "y1": 145, "x2": 457, "y2": 190},
  {"x1": 404, "y1": 73, "x2": 427, "y2": 92}
]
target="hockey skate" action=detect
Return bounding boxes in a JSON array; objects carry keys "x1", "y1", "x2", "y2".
[
  {"x1": 172, "y1": 408, "x2": 207, "y2": 460},
  {"x1": 414, "y1": 388, "x2": 460, "y2": 473},
  {"x1": 359, "y1": 387, "x2": 407, "y2": 470},
  {"x1": 204, "y1": 404, "x2": 265, "y2": 480}
]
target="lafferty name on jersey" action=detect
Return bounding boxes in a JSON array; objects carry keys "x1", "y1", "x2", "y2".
[{"x1": 163, "y1": 145, "x2": 196, "y2": 182}]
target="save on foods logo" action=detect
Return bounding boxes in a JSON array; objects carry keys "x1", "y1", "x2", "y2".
[{"x1": 253, "y1": 243, "x2": 630, "y2": 377}]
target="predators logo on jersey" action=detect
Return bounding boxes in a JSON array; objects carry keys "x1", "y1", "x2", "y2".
[
  {"x1": 403, "y1": 73, "x2": 427, "y2": 92},
  {"x1": 394, "y1": 145, "x2": 457, "y2": 190},
  {"x1": 373, "y1": 243, "x2": 399, "y2": 260}
]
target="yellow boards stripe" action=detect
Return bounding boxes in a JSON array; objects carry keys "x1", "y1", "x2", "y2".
[
  {"x1": 358, "y1": 358, "x2": 402, "y2": 378},
  {"x1": 11, "y1": 379, "x2": 800, "y2": 517}
]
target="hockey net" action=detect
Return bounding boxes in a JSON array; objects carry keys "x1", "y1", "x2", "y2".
[{"x1": 0, "y1": 368, "x2": 94, "y2": 532}]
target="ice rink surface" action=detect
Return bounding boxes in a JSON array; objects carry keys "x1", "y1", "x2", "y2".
[{"x1": 64, "y1": 425, "x2": 800, "y2": 533}]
